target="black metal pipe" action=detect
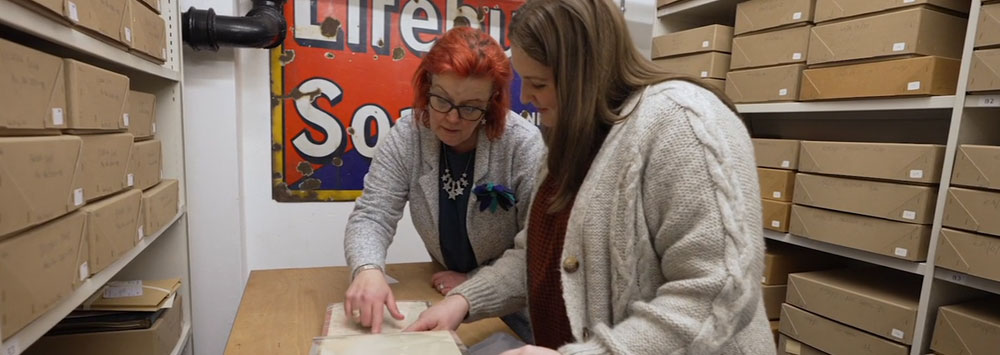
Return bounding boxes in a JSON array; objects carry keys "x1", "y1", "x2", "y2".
[{"x1": 182, "y1": 0, "x2": 287, "y2": 51}]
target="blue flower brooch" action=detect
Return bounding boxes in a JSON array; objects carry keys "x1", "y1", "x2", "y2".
[{"x1": 473, "y1": 183, "x2": 517, "y2": 212}]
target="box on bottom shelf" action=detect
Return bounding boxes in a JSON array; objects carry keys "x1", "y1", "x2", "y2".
[
  {"x1": 931, "y1": 297, "x2": 1000, "y2": 355},
  {"x1": 0, "y1": 212, "x2": 88, "y2": 341},
  {"x1": 779, "y1": 303, "x2": 909, "y2": 355},
  {"x1": 25, "y1": 295, "x2": 184, "y2": 355}
]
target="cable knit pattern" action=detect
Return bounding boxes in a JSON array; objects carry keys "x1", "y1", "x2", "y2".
[
  {"x1": 344, "y1": 112, "x2": 545, "y2": 275},
  {"x1": 450, "y1": 81, "x2": 775, "y2": 355}
]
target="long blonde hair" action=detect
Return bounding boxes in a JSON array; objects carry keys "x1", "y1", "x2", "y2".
[{"x1": 509, "y1": 0, "x2": 737, "y2": 212}]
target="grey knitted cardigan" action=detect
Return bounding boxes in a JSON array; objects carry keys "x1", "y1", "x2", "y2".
[
  {"x1": 450, "y1": 81, "x2": 776, "y2": 355},
  {"x1": 344, "y1": 112, "x2": 545, "y2": 274}
]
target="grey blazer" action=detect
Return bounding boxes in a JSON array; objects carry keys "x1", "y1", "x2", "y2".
[{"x1": 344, "y1": 112, "x2": 545, "y2": 274}]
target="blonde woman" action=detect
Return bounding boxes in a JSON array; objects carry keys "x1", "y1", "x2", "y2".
[{"x1": 405, "y1": 1, "x2": 775, "y2": 354}]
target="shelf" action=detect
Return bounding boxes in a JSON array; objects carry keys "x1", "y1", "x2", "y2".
[
  {"x1": 737, "y1": 96, "x2": 958, "y2": 114},
  {"x1": 763, "y1": 230, "x2": 928, "y2": 275},
  {"x1": 965, "y1": 94, "x2": 1000, "y2": 108},
  {"x1": 657, "y1": 0, "x2": 740, "y2": 19},
  {"x1": 1, "y1": 209, "x2": 186, "y2": 355},
  {"x1": 935, "y1": 268, "x2": 1000, "y2": 295},
  {"x1": 170, "y1": 322, "x2": 192, "y2": 355},
  {"x1": 0, "y1": 0, "x2": 180, "y2": 82}
]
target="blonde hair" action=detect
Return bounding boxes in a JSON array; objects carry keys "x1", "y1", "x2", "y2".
[{"x1": 510, "y1": 0, "x2": 737, "y2": 212}]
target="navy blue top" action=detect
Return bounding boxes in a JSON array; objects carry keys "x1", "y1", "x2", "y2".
[{"x1": 438, "y1": 147, "x2": 478, "y2": 273}]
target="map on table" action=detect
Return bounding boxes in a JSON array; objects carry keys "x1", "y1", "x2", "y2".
[{"x1": 322, "y1": 301, "x2": 430, "y2": 336}]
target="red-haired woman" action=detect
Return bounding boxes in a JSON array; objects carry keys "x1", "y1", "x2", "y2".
[{"x1": 342, "y1": 27, "x2": 543, "y2": 341}]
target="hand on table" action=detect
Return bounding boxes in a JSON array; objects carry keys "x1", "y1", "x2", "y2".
[
  {"x1": 430, "y1": 271, "x2": 468, "y2": 295},
  {"x1": 403, "y1": 294, "x2": 469, "y2": 332},
  {"x1": 500, "y1": 345, "x2": 560, "y2": 355},
  {"x1": 344, "y1": 269, "x2": 405, "y2": 333}
]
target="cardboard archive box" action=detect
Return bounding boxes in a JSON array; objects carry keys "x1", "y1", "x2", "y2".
[
  {"x1": 976, "y1": 3, "x2": 1000, "y2": 48},
  {"x1": 763, "y1": 284, "x2": 786, "y2": 320},
  {"x1": 752, "y1": 138, "x2": 800, "y2": 170},
  {"x1": 735, "y1": 0, "x2": 816, "y2": 35},
  {"x1": 759, "y1": 168, "x2": 796, "y2": 202},
  {"x1": 0, "y1": 136, "x2": 85, "y2": 239},
  {"x1": 763, "y1": 199, "x2": 793, "y2": 233},
  {"x1": 81, "y1": 189, "x2": 141, "y2": 275},
  {"x1": 0, "y1": 212, "x2": 88, "y2": 340},
  {"x1": 814, "y1": 0, "x2": 969, "y2": 23},
  {"x1": 807, "y1": 7, "x2": 967, "y2": 66},
  {"x1": 129, "y1": 139, "x2": 162, "y2": 191},
  {"x1": 967, "y1": 48, "x2": 1000, "y2": 92},
  {"x1": 125, "y1": 90, "x2": 156, "y2": 139},
  {"x1": 779, "y1": 303, "x2": 909, "y2": 355},
  {"x1": 789, "y1": 204, "x2": 931, "y2": 261},
  {"x1": 942, "y1": 187, "x2": 1000, "y2": 237},
  {"x1": 762, "y1": 243, "x2": 841, "y2": 285},
  {"x1": 0, "y1": 38, "x2": 67, "y2": 133},
  {"x1": 786, "y1": 268, "x2": 922, "y2": 344},
  {"x1": 778, "y1": 334, "x2": 826, "y2": 355},
  {"x1": 65, "y1": 59, "x2": 130, "y2": 131},
  {"x1": 951, "y1": 145, "x2": 1000, "y2": 191},
  {"x1": 799, "y1": 56, "x2": 960, "y2": 100},
  {"x1": 79, "y1": 133, "x2": 134, "y2": 202},
  {"x1": 726, "y1": 64, "x2": 805, "y2": 103},
  {"x1": 731, "y1": 25, "x2": 811, "y2": 70},
  {"x1": 129, "y1": 0, "x2": 167, "y2": 62},
  {"x1": 931, "y1": 298, "x2": 1000, "y2": 355},
  {"x1": 935, "y1": 228, "x2": 1000, "y2": 283},
  {"x1": 142, "y1": 179, "x2": 179, "y2": 237},
  {"x1": 798, "y1": 141, "x2": 945, "y2": 184},
  {"x1": 652, "y1": 25, "x2": 733, "y2": 59},
  {"x1": 653, "y1": 52, "x2": 731, "y2": 79},
  {"x1": 69, "y1": 0, "x2": 132, "y2": 47},
  {"x1": 793, "y1": 173, "x2": 938, "y2": 224}
]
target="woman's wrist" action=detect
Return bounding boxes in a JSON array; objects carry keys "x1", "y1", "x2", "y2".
[{"x1": 352, "y1": 263, "x2": 383, "y2": 280}]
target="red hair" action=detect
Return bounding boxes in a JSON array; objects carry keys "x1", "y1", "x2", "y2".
[{"x1": 412, "y1": 27, "x2": 512, "y2": 140}]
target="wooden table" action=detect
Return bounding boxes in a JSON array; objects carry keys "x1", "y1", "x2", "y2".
[{"x1": 224, "y1": 262, "x2": 514, "y2": 355}]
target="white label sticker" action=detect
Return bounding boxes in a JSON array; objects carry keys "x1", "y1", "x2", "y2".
[
  {"x1": 125, "y1": 27, "x2": 132, "y2": 42},
  {"x1": 123, "y1": 113, "x2": 130, "y2": 127},
  {"x1": 781, "y1": 160, "x2": 791, "y2": 168},
  {"x1": 2, "y1": 340, "x2": 20, "y2": 355},
  {"x1": 127, "y1": 173, "x2": 135, "y2": 187},
  {"x1": 138, "y1": 226, "x2": 145, "y2": 240},
  {"x1": 700, "y1": 71, "x2": 709, "y2": 78},
  {"x1": 152, "y1": 123, "x2": 157, "y2": 133},
  {"x1": 907, "y1": 81, "x2": 921, "y2": 91},
  {"x1": 902, "y1": 210, "x2": 917, "y2": 220},
  {"x1": 762, "y1": 276, "x2": 767, "y2": 283},
  {"x1": 104, "y1": 280, "x2": 143, "y2": 298},
  {"x1": 52, "y1": 108, "x2": 65, "y2": 125},
  {"x1": 894, "y1": 248, "x2": 909, "y2": 257},
  {"x1": 771, "y1": 220, "x2": 781, "y2": 228},
  {"x1": 79, "y1": 262, "x2": 89, "y2": 280},
  {"x1": 792, "y1": 12, "x2": 802, "y2": 20},
  {"x1": 772, "y1": 191, "x2": 782, "y2": 199},
  {"x1": 979, "y1": 95, "x2": 1000, "y2": 106},
  {"x1": 892, "y1": 42, "x2": 906, "y2": 52},
  {"x1": 891, "y1": 328, "x2": 905, "y2": 339},
  {"x1": 702, "y1": 40, "x2": 710, "y2": 48},
  {"x1": 785, "y1": 339, "x2": 802, "y2": 355},
  {"x1": 903, "y1": 0, "x2": 916, "y2": 3},
  {"x1": 792, "y1": 52, "x2": 802, "y2": 60},
  {"x1": 779, "y1": 88, "x2": 789, "y2": 96},
  {"x1": 910, "y1": 170, "x2": 924, "y2": 179},
  {"x1": 67, "y1": 2, "x2": 79, "y2": 22},
  {"x1": 74, "y1": 188, "x2": 84, "y2": 206}
]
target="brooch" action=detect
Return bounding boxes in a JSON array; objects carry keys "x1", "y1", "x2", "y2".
[{"x1": 473, "y1": 183, "x2": 516, "y2": 212}]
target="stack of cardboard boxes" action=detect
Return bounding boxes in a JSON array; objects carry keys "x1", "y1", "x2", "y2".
[
  {"x1": 725, "y1": 0, "x2": 815, "y2": 103},
  {"x1": 788, "y1": 141, "x2": 944, "y2": 261},
  {"x1": 12, "y1": 0, "x2": 167, "y2": 63},
  {"x1": 968, "y1": 2, "x2": 1000, "y2": 92},
  {"x1": 779, "y1": 268, "x2": 923, "y2": 355},
  {"x1": 652, "y1": 24, "x2": 734, "y2": 90},
  {"x1": 799, "y1": 0, "x2": 969, "y2": 100},
  {"x1": 754, "y1": 138, "x2": 801, "y2": 233},
  {"x1": 0, "y1": 36, "x2": 177, "y2": 344},
  {"x1": 936, "y1": 144, "x2": 1000, "y2": 283},
  {"x1": 930, "y1": 297, "x2": 1000, "y2": 355},
  {"x1": 760, "y1": 243, "x2": 841, "y2": 345}
]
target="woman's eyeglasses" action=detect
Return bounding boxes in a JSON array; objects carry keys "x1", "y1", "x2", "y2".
[{"x1": 428, "y1": 93, "x2": 488, "y2": 121}]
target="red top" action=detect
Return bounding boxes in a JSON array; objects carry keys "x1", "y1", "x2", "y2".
[{"x1": 526, "y1": 175, "x2": 576, "y2": 349}]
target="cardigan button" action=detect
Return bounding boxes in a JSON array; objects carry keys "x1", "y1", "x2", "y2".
[
  {"x1": 582, "y1": 327, "x2": 591, "y2": 340},
  {"x1": 563, "y1": 256, "x2": 579, "y2": 273}
]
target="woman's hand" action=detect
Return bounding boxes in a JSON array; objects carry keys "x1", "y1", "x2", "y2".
[
  {"x1": 430, "y1": 271, "x2": 468, "y2": 295},
  {"x1": 403, "y1": 294, "x2": 470, "y2": 332},
  {"x1": 344, "y1": 269, "x2": 405, "y2": 333},
  {"x1": 500, "y1": 345, "x2": 560, "y2": 355}
]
